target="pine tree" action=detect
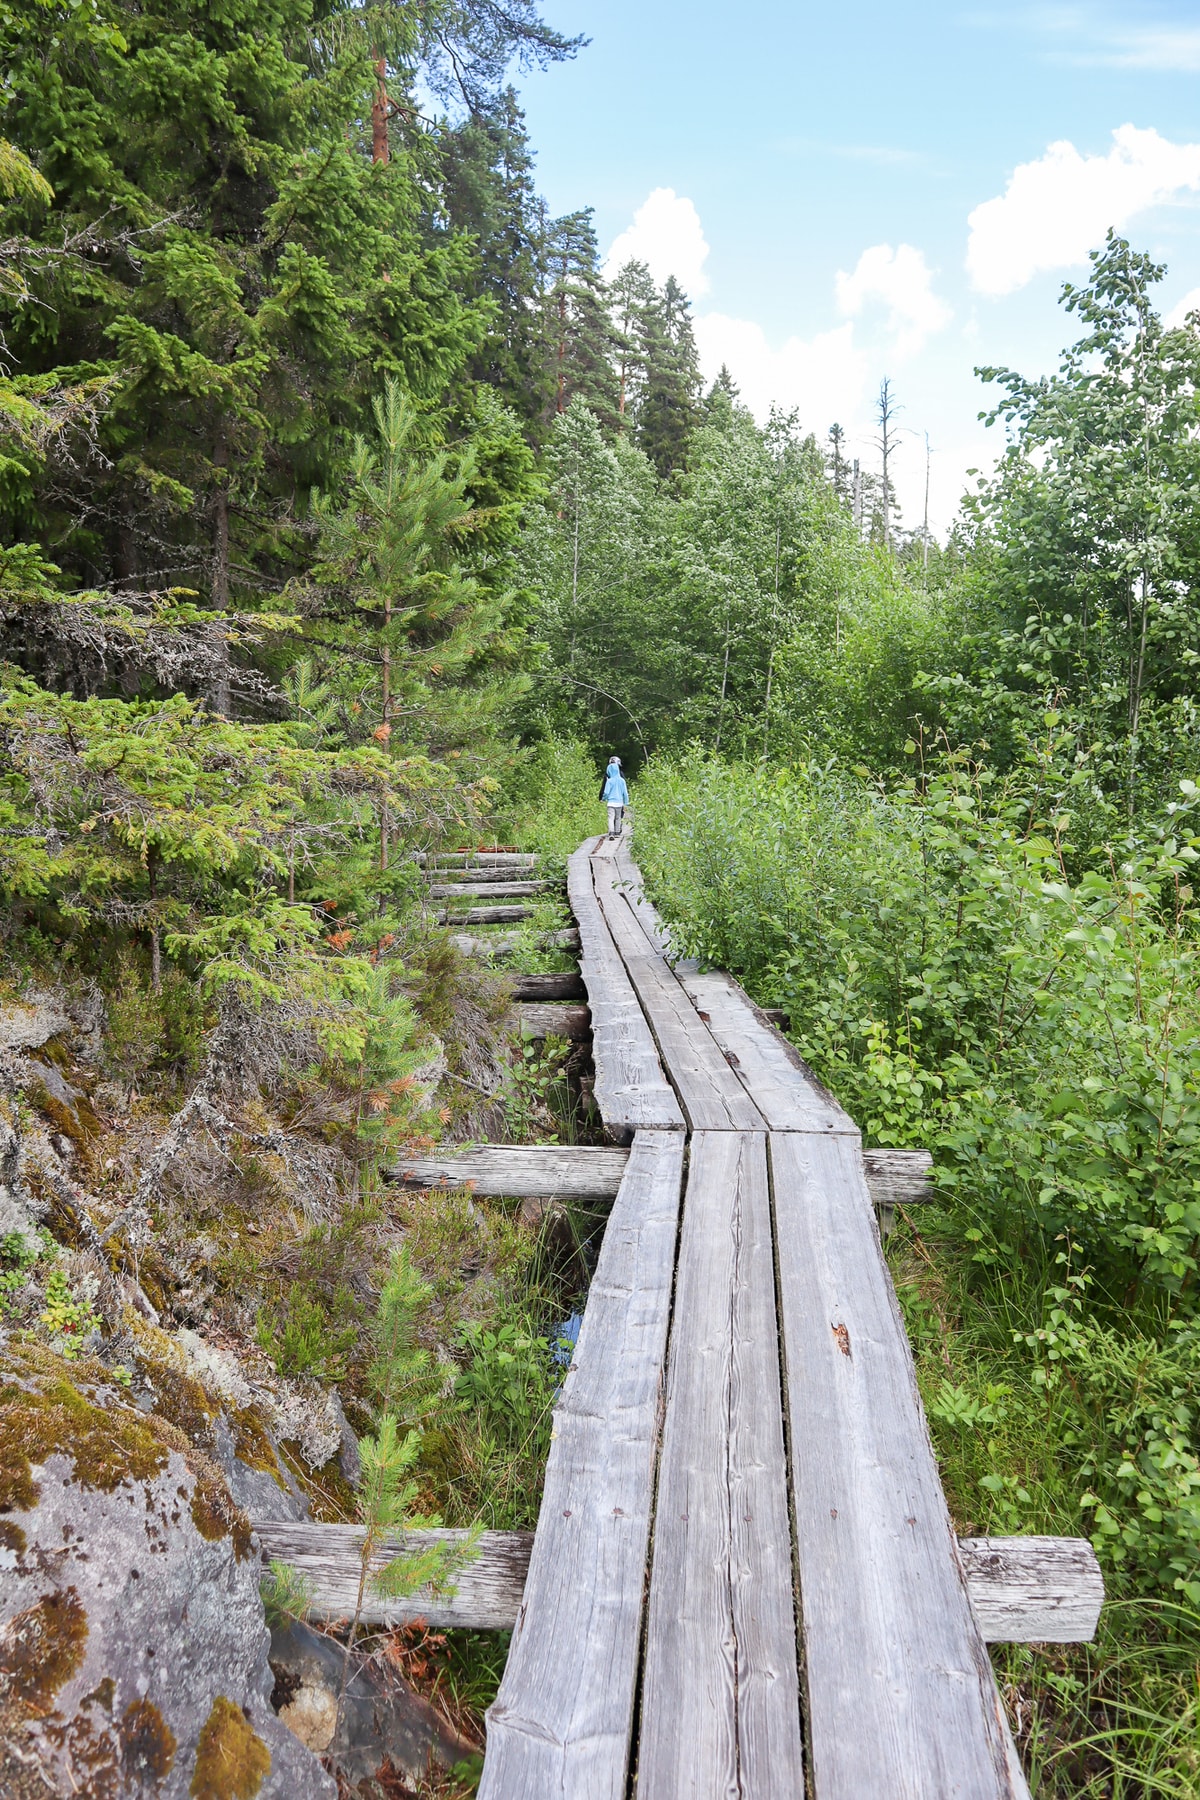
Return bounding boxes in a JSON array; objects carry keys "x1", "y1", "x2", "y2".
[{"x1": 827, "y1": 423, "x2": 851, "y2": 507}]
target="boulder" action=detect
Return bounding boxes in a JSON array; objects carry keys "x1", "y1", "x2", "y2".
[
  {"x1": 268, "y1": 1619, "x2": 479, "y2": 1789},
  {"x1": 0, "y1": 1341, "x2": 334, "y2": 1799}
]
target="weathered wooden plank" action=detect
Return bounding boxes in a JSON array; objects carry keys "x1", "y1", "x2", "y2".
[
  {"x1": 516, "y1": 1002, "x2": 591, "y2": 1040},
  {"x1": 392, "y1": 1145, "x2": 628, "y2": 1199},
  {"x1": 255, "y1": 1520, "x2": 1102, "y2": 1644},
  {"x1": 254, "y1": 1521, "x2": 530, "y2": 1630},
  {"x1": 428, "y1": 865, "x2": 543, "y2": 884},
  {"x1": 769, "y1": 1131, "x2": 1029, "y2": 1799},
  {"x1": 639, "y1": 1131, "x2": 804, "y2": 1798},
  {"x1": 418, "y1": 851, "x2": 537, "y2": 869},
  {"x1": 452, "y1": 928, "x2": 579, "y2": 958},
  {"x1": 435, "y1": 904, "x2": 533, "y2": 924},
  {"x1": 604, "y1": 833, "x2": 675, "y2": 957},
  {"x1": 861, "y1": 1147, "x2": 933, "y2": 1204},
  {"x1": 509, "y1": 971, "x2": 587, "y2": 1002},
  {"x1": 678, "y1": 967, "x2": 858, "y2": 1136},
  {"x1": 481, "y1": 1130, "x2": 687, "y2": 1800},
  {"x1": 863, "y1": 1147, "x2": 934, "y2": 1236},
  {"x1": 566, "y1": 842, "x2": 683, "y2": 1136},
  {"x1": 428, "y1": 880, "x2": 546, "y2": 899},
  {"x1": 591, "y1": 861, "x2": 765, "y2": 1133},
  {"x1": 391, "y1": 1143, "x2": 939, "y2": 1210},
  {"x1": 960, "y1": 1538, "x2": 1104, "y2": 1643}
]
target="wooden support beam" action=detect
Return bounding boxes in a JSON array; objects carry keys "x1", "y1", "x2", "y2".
[
  {"x1": 509, "y1": 972, "x2": 587, "y2": 1002},
  {"x1": 390, "y1": 1145, "x2": 629, "y2": 1200},
  {"x1": 960, "y1": 1537, "x2": 1104, "y2": 1643},
  {"x1": 386, "y1": 1144, "x2": 932, "y2": 1209},
  {"x1": 862, "y1": 1147, "x2": 933, "y2": 1204},
  {"x1": 428, "y1": 880, "x2": 546, "y2": 899},
  {"x1": 451, "y1": 928, "x2": 579, "y2": 959},
  {"x1": 252, "y1": 1523, "x2": 1103, "y2": 1647},
  {"x1": 416, "y1": 852, "x2": 537, "y2": 869},
  {"x1": 435, "y1": 904, "x2": 533, "y2": 925},
  {"x1": 516, "y1": 1002, "x2": 590, "y2": 1040},
  {"x1": 428, "y1": 866, "x2": 542, "y2": 885},
  {"x1": 254, "y1": 1521, "x2": 531, "y2": 1631}
]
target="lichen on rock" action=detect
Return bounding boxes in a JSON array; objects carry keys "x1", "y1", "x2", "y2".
[{"x1": 0, "y1": 1341, "x2": 334, "y2": 1800}]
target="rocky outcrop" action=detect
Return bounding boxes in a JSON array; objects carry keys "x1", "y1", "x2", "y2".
[
  {"x1": 0, "y1": 1342, "x2": 334, "y2": 1799},
  {"x1": 268, "y1": 1619, "x2": 479, "y2": 1788}
]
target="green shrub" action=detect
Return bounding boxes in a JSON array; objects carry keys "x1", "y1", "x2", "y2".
[
  {"x1": 453, "y1": 1320, "x2": 558, "y2": 1449},
  {"x1": 636, "y1": 744, "x2": 1200, "y2": 1602}
]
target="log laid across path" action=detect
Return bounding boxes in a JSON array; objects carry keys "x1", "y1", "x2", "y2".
[{"x1": 257, "y1": 832, "x2": 1103, "y2": 1799}]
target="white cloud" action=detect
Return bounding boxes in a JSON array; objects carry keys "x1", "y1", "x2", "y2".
[
  {"x1": 603, "y1": 187, "x2": 711, "y2": 297},
  {"x1": 1086, "y1": 28, "x2": 1200, "y2": 71},
  {"x1": 834, "y1": 243, "x2": 952, "y2": 357},
  {"x1": 964, "y1": 10, "x2": 1200, "y2": 71},
  {"x1": 1166, "y1": 286, "x2": 1200, "y2": 328},
  {"x1": 967, "y1": 124, "x2": 1200, "y2": 297},
  {"x1": 693, "y1": 315, "x2": 868, "y2": 435}
]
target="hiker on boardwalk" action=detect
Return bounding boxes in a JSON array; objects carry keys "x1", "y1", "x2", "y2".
[{"x1": 601, "y1": 756, "x2": 628, "y2": 838}]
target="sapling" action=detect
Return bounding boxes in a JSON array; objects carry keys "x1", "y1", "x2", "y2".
[{"x1": 336, "y1": 1249, "x2": 477, "y2": 1731}]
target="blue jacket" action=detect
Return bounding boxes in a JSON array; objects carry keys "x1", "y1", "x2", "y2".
[{"x1": 602, "y1": 764, "x2": 629, "y2": 805}]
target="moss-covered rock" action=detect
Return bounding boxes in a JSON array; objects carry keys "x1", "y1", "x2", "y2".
[{"x1": 0, "y1": 1339, "x2": 333, "y2": 1800}]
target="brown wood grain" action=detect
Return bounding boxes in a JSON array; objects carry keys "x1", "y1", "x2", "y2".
[
  {"x1": 509, "y1": 972, "x2": 588, "y2": 1001},
  {"x1": 515, "y1": 1002, "x2": 591, "y2": 1040}
]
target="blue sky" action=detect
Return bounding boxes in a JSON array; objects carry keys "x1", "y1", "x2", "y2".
[{"x1": 509, "y1": 1, "x2": 1200, "y2": 530}]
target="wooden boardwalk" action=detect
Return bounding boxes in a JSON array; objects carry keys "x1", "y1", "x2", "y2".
[
  {"x1": 478, "y1": 832, "x2": 1091, "y2": 1800},
  {"x1": 254, "y1": 835, "x2": 1102, "y2": 1796}
]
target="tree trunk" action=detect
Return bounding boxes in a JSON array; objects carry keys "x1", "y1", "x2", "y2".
[
  {"x1": 556, "y1": 288, "x2": 567, "y2": 413},
  {"x1": 372, "y1": 56, "x2": 390, "y2": 166},
  {"x1": 209, "y1": 431, "x2": 232, "y2": 715},
  {"x1": 148, "y1": 845, "x2": 161, "y2": 994},
  {"x1": 211, "y1": 431, "x2": 229, "y2": 611}
]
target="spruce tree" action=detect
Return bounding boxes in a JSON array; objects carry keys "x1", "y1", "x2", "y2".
[
  {"x1": 607, "y1": 258, "x2": 658, "y2": 428},
  {"x1": 705, "y1": 365, "x2": 742, "y2": 412},
  {"x1": 0, "y1": 0, "x2": 487, "y2": 608},
  {"x1": 637, "y1": 276, "x2": 701, "y2": 478},
  {"x1": 440, "y1": 89, "x2": 554, "y2": 423},
  {"x1": 541, "y1": 210, "x2": 620, "y2": 430}
]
